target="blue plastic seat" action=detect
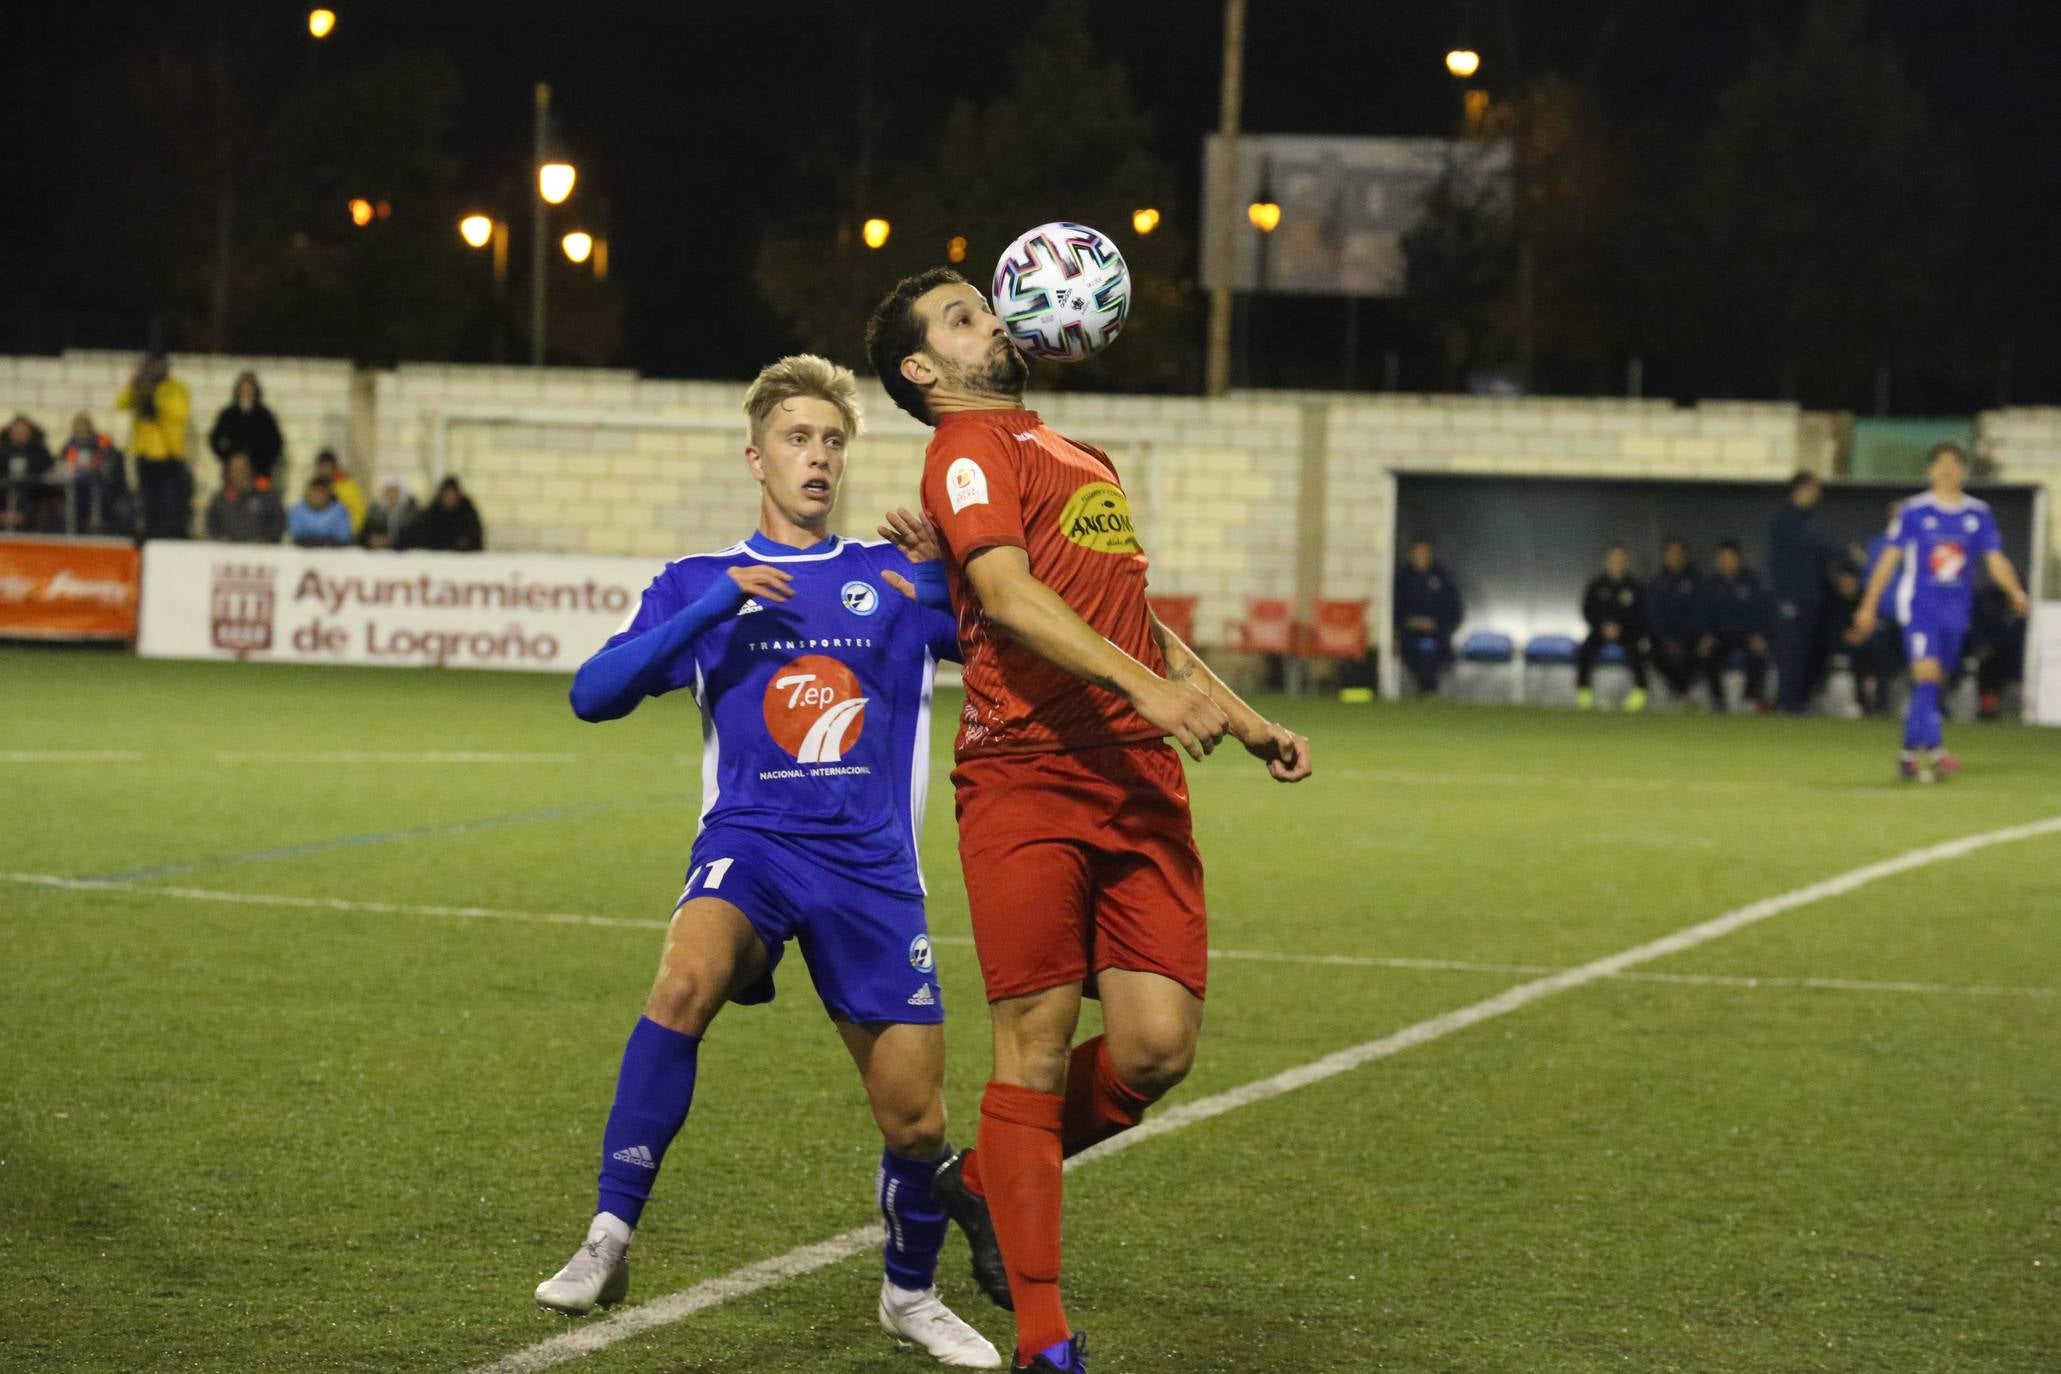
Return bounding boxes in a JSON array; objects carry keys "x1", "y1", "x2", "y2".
[
  {"x1": 1524, "y1": 634, "x2": 1579, "y2": 666},
  {"x1": 1458, "y1": 631, "x2": 1514, "y2": 664}
]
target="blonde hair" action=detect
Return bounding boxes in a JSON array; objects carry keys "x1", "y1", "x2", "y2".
[{"x1": 743, "y1": 354, "x2": 864, "y2": 445}]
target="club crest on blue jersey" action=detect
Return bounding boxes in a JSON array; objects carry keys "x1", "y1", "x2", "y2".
[
  {"x1": 840, "y1": 580, "x2": 879, "y2": 616},
  {"x1": 907, "y1": 933, "x2": 934, "y2": 973}
]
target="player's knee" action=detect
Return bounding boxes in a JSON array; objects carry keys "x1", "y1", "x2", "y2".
[
  {"x1": 1108, "y1": 1022, "x2": 1197, "y2": 1099},
  {"x1": 874, "y1": 1096, "x2": 948, "y2": 1158},
  {"x1": 645, "y1": 964, "x2": 726, "y2": 1034},
  {"x1": 1912, "y1": 658, "x2": 1944, "y2": 683}
]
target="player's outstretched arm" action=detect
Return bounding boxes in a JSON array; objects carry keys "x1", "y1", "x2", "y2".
[
  {"x1": 1149, "y1": 610, "x2": 1312, "y2": 783},
  {"x1": 961, "y1": 546, "x2": 1229, "y2": 761},
  {"x1": 1850, "y1": 545, "x2": 1902, "y2": 641},
  {"x1": 1984, "y1": 550, "x2": 2031, "y2": 616},
  {"x1": 570, "y1": 566, "x2": 792, "y2": 722}
]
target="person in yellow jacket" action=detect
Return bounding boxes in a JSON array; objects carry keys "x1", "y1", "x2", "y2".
[
  {"x1": 313, "y1": 450, "x2": 368, "y2": 534},
  {"x1": 116, "y1": 352, "x2": 194, "y2": 540}
]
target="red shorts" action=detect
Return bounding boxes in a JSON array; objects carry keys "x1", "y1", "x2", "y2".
[{"x1": 952, "y1": 740, "x2": 1208, "y2": 1003}]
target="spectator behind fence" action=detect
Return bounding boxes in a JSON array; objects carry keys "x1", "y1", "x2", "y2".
[
  {"x1": 2, "y1": 413, "x2": 55, "y2": 532},
  {"x1": 288, "y1": 475, "x2": 352, "y2": 547},
  {"x1": 1576, "y1": 544, "x2": 1649, "y2": 712},
  {"x1": 1393, "y1": 537, "x2": 1463, "y2": 695},
  {"x1": 312, "y1": 449, "x2": 367, "y2": 534},
  {"x1": 1645, "y1": 535, "x2": 1702, "y2": 701},
  {"x1": 205, "y1": 454, "x2": 286, "y2": 544},
  {"x1": 207, "y1": 371, "x2": 284, "y2": 488},
  {"x1": 1766, "y1": 471, "x2": 1847, "y2": 713},
  {"x1": 1699, "y1": 539, "x2": 1772, "y2": 713},
  {"x1": 57, "y1": 414, "x2": 132, "y2": 535},
  {"x1": 396, "y1": 476, "x2": 485, "y2": 551},
  {"x1": 116, "y1": 351, "x2": 193, "y2": 540},
  {"x1": 1969, "y1": 582, "x2": 2026, "y2": 720},
  {"x1": 361, "y1": 478, "x2": 419, "y2": 549}
]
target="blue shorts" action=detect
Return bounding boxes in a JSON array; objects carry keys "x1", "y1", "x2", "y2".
[
  {"x1": 1902, "y1": 620, "x2": 1965, "y2": 671},
  {"x1": 674, "y1": 826, "x2": 943, "y2": 1025}
]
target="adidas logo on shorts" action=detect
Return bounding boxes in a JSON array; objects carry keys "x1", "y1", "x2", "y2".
[
  {"x1": 906, "y1": 983, "x2": 937, "y2": 1007},
  {"x1": 611, "y1": 1144, "x2": 657, "y2": 1170}
]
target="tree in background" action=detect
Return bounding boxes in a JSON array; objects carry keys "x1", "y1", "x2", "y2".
[
  {"x1": 754, "y1": 0, "x2": 1196, "y2": 391},
  {"x1": 1688, "y1": 0, "x2": 1971, "y2": 404}
]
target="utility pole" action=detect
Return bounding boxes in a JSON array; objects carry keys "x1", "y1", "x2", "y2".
[
  {"x1": 530, "y1": 83, "x2": 551, "y2": 367},
  {"x1": 1205, "y1": 0, "x2": 1246, "y2": 395}
]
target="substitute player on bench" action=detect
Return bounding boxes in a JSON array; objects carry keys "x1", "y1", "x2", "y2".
[
  {"x1": 1852, "y1": 442, "x2": 2029, "y2": 780},
  {"x1": 533, "y1": 355, "x2": 1001, "y2": 1368},
  {"x1": 866, "y1": 270, "x2": 1313, "y2": 1374}
]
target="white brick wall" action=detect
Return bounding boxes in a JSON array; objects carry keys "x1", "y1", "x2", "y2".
[
  {"x1": 0, "y1": 352, "x2": 1834, "y2": 632},
  {"x1": 1978, "y1": 407, "x2": 2061, "y2": 587}
]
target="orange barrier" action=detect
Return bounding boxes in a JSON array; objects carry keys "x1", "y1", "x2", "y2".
[
  {"x1": 1147, "y1": 593, "x2": 1198, "y2": 646},
  {"x1": 1307, "y1": 599, "x2": 1370, "y2": 659},
  {"x1": 0, "y1": 536, "x2": 141, "y2": 640}
]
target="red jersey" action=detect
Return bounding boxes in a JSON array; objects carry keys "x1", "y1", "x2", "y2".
[{"x1": 920, "y1": 408, "x2": 1166, "y2": 759}]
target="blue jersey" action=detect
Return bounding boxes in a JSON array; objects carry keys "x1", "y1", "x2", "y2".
[
  {"x1": 1886, "y1": 494, "x2": 2000, "y2": 631},
  {"x1": 603, "y1": 532, "x2": 961, "y2": 895}
]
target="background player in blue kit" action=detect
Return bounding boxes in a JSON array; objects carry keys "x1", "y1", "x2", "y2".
[
  {"x1": 1853, "y1": 443, "x2": 2030, "y2": 781},
  {"x1": 532, "y1": 355, "x2": 1001, "y2": 1368}
]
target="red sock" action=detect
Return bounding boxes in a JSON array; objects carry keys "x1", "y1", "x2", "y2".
[
  {"x1": 960, "y1": 1037, "x2": 1155, "y2": 1194},
  {"x1": 978, "y1": 1081, "x2": 1070, "y2": 1359},
  {"x1": 1060, "y1": 1034, "x2": 1153, "y2": 1155}
]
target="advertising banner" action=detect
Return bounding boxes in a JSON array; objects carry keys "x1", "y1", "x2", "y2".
[
  {"x1": 138, "y1": 543, "x2": 655, "y2": 673},
  {"x1": 1201, "y1": 134, "x2": 1512, "y2": 297},
  {"x1": 0, "y1": 536, "x2": 142, "y2": 640}
]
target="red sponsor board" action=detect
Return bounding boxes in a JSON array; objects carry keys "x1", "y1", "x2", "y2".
[{"x1": 0, "y1": 536, "x2": 141, "y2": 640}]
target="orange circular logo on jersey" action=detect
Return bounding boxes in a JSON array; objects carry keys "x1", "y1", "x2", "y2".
[
  {"x1": 1927, "y1": 540, "x2": 1966, "y2": 582},
  {"x1": 762, "y1": 654, "x2": 869, "y2": 763}
]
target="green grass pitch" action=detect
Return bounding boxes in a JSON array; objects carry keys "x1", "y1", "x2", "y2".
[{"x1": 2, "y1": 647, "x2": 2057, "y2": 1373}]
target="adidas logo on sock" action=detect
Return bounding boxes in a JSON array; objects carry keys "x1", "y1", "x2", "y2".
[
  {"x1": 737, "y1": 598, "x2": 765, "y2": 616},
  {"x1": 611, "y1": 1144, "x2": 657, "y2": 1170},
  {"x1": 906, "y1": 983, "x2": 936, "y2": 1007}
]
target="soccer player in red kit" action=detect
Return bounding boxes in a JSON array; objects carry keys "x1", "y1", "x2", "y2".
[{"x1": 865, "y1": 269, "x2": 1312, "y2": 1372}]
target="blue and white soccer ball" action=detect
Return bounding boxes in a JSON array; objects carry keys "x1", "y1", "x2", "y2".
[{"x1": 991, "y1": 221, "x2": 1131, "y2": 363}]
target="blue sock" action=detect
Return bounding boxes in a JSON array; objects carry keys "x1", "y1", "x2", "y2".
[
  {"x1": 1904, "y1": 681, "x2": 1938, "y2": 752},
  {"x1": 877, "y1": 1146, "x2": 951, "y2": 1291},
  {"x1": 595, "y1": 1017, "x2": 701, "y2": 1228}
]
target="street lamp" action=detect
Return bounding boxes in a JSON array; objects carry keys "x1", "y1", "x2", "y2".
[
  {"x1": 1132, "y1": 207, "x2": 1161, "y2": 235},
  {"x1": 1445, "y1": 49, "x2": 1480, "y2": 78},
  {"x1": 459, "y1": 214, "x2": 511, "y2": 363},
  {"x1": 308, "y1": 8, "x2": 336, "y2": 39},
  {"x1": 562, "y1": 231, "x2": 594, "y2": 265},
  {"x1": 348, "y1": 197, "x2": 373, "y2": 227},
  {"x1": 947, "y1": 235, "x2": 968, "y2": 263},
  {"x1": 862, "y1": 218, "x2": 891, "y2": 250},
  {"x1": 538, "y1": 162, "x2": 576, "y2": 205},
  {"x1": 1246, "y1": 198, "x2": 1281, "y2": 233}
]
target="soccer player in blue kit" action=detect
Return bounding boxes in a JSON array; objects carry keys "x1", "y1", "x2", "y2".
[
  {"x1": 1852, "y1": 442, "x2": 2030, "y2": 781},
  {"x1": 532, "y1": 355, "x2": 1002, "y2": 1368}
]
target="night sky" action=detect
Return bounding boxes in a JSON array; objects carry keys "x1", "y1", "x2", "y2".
[{"x1": 9, "y1": 0, "x2": 2060, "y2": 395}]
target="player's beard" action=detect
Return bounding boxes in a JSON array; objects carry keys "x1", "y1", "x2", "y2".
[{"x1": 943, "y1": 340, "x2": 1029, "y2": 401}]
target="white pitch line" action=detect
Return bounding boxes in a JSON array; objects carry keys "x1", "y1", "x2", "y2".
[
  {"x1": 6, "y1": 875, "x2": 2056, "y2": 1003},
  {"x1": 0, "y1": 749, "x2": 697, "y2": 766},
  {"x1": 462, "y1": 812, "x2": 2061, "y2": 1374},
  {"x1": 0, "y1": 873, "x2": 665, "y2": 932}
]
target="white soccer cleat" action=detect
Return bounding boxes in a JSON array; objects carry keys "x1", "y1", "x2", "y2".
[
  {"x1": 878, "y1": 1277, "x2": 1004, "y2": 1368},
  {"x1": 534, "y1": 1215, "x2": 632, "y2": 1315}
]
